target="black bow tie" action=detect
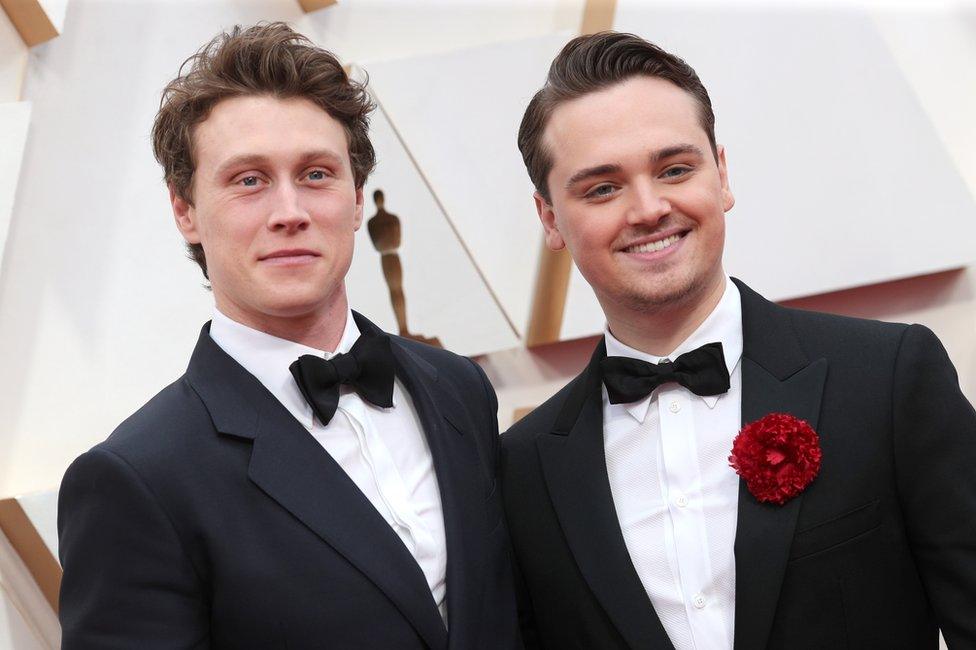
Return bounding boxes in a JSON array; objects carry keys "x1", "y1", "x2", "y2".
[
  {"x1": 289, "y1": 330, "x2": 396, "y2": 426},
  {"x1": 600, "y1": 342, "x2": 731, "y2": 405}
]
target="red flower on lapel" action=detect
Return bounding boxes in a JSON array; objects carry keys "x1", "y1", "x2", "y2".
[{"x1": 729, "y1": 413, "x2": 822, "y2": 505}]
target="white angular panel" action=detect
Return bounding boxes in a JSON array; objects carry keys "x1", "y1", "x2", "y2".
[
  {"x1": 346, "y1": 99, "x2": 520, "y2": 355},
  {"x1": 559, "y1": 7, "x2": 976, "y2": 341},
  {"x1": 0, "y1": 101, "x2": 30, "y2": 267},
  {"x1": 362, "y1": 34, "x2": 572, "y2": 340},
  {"x1": 0, "y1": 9, "x2": 27, "y2": 99}
]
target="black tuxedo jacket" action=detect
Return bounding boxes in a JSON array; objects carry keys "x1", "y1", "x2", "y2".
[
  {"x1": 58, "y1": 313, "x2": 520, "y2": 650},
  {"x1": 501, "y1": 279, "x2": 976, "y2": 649}
]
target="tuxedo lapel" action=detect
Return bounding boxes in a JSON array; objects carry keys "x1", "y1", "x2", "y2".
[
  {"x1": 391, "y1": 343, "x2": 486, "y2": 650},
  {"x1": 537, "y1": 341, "x2": 675, "y2": 650},
  {"x1": 185, "y1": 324, "x2": 449, "y2": 650},
  {"x1": 732, "y1": 279, "x2": 828, "y2": 650},
  {"x1": 355, "y1": 313, "x2": 489, "y2": 650}
]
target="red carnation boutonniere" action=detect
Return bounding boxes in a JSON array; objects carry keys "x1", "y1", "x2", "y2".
[{"x1": 729, "y1": 413, "x2": 822, "y2": 505}]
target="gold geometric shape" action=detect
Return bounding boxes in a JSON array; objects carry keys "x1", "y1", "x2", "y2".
[
  {"x1": 0, "y1": 0, "x2": 58, "y2": 47},
  {"x1": 523, "y1": 0, "x2": 618, "y2": 347},
  {"x1": 525, "y1": 247, "x2": 574, "y2": 347},
  {"x1": 512, "y1": 406, "x2": 537, "y2": 423},
  {"x1": 297, "y1": 0, "x2": 337, "y2": 13},
  {"x1": 581, "y1": 0, "x2": 617, "y2": 35},
  {"x1": 0, "y1": 497, "x2": 61, "y2": 613}
]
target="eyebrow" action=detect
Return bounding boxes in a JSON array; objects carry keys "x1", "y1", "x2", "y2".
[
  {"x1": 565, "y1": 164, "x2": 622, "y2": 190},
  {"x1": 214, "y1": 149, "x2": 344, "y2": 177},
  {"x1": 651, "y1": 144, "x2": 704, "y2": 163},
  {"x1": 563, "y1": 144, "x2": 705, "y2": 190}
]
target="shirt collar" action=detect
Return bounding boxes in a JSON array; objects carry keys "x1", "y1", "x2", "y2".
[
  {"x1": 208, "y1": 307, "x2": 362, "y2": 429},
  {"x1": 603, "y1": 276, "x2": 743, "y2": 422}
]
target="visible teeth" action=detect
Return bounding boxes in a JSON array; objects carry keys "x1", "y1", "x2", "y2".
[{"x1": 626, "y1": 234, "x2": 681, "y2": 254}]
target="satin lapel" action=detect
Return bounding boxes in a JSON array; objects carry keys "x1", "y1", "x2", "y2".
[
  {"x1": 359, "y1": 313, "x2": 486, "y2": 650},
  {"x1": 186, "y1": 323, "x2": 449, "y2": 650},
  {"x1": 732, "y1": 279, "x2": 828, "y2": 650},
  {"x1": 536, "y1": 341, "x2": 675, "y2": 650}
]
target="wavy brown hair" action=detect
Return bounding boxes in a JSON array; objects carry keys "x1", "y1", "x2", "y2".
[{"x1": 151, "y1": 22, "x2": 375, "y2": 280}]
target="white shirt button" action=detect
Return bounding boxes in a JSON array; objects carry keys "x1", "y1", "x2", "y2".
[
  {"x1": 693, "y1": 593, "x2": 706, "y2": 609},
  {"x1": 675, "y1": 494, "x2": 689, "y2": 508},
  {"x1": 669, "y1": 400, "x2": 681, "y2": 413}
]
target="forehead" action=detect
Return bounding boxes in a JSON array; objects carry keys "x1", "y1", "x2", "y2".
[
  {"x1": 193, "y1": 95, "x2": 350, "y2": 168},
  {"x1": 543, "y1": 76, "x2": 708, "y2": 176}
]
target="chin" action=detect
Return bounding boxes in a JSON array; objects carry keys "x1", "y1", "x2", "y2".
[
  {"x1": 259, "y1": 291, "x2": 333, "y2": 319},
  {"x1": 619, "y1": 274, "x2": 704, "y2": 312}
]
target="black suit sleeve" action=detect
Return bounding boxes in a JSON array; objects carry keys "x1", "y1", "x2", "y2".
[
  {"x1": 58, "y1": 447, "x2": 209, "y2": 649},
  {"x1": 892, "y1": 324, "x2": 976, "y2": 647}
]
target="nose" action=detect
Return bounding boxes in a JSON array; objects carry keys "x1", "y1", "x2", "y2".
[
  {"x1": 267, "y1": 182, "x2": 311, "y2": 233},
  {"x1": 625, "y1": 177, "x2": 671, "y2": 227}
]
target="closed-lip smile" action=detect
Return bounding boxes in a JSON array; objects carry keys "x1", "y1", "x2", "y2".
[{"x1": 258, "y1": 249, "x2": 320, "y2": 264}]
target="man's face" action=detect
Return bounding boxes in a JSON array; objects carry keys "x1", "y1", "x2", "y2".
[
  {"x1": 538, "y1": 75, "x2": 734, "y2": 316},
  {"x1": 171, "y1": 95, "x2": 363, "y2": 329}
]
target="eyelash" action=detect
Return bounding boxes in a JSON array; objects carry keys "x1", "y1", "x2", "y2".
[
  {"x1": 235, "y1": 169, "x2": 331, "y2": 187},
  {"x1": 583, "y1": 165, "x2": 694, "y2": 198},
  {"x1": 584, "y1": 184, "x2": 617, "y2": 200}
]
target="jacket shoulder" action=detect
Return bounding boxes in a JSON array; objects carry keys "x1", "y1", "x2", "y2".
[
  {"x1": 775, "y1": 302, "x2": 912, "y2": 360},
  {"x1": 96, "y1": 376, "x2": 214, "y2": 467}
]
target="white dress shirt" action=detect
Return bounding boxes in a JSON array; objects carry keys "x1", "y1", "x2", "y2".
[
  {"x1": 209, "y1": 308, "x2": 448, "y2": 624},
  {"x1": 603, "y1": 277, "x2": 743, "y2": 650}
]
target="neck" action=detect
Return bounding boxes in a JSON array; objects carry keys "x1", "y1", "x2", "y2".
[
  {"x1": 605, "y1": 275, "x2": 726, "y2": 357},
  {"x1": 215, "y1": 287, "x2": 350, "y2": 353}
]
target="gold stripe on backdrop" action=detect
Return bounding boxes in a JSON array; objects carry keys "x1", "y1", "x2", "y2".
[
  {"x1": 524, "y1": 0, "x2": 617, "y2": 347},
  {"x1": 297, "y1": 0, "x2": 338, "y2": 13},
  {"x1": 0, "y1": 498, "x2": 60, "y2": 613},
  {"x1": 0, "y1": 0, "x2": 57, "y2": 47}
]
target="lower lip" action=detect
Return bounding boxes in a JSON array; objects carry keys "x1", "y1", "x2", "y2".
[
  {"x1": 259, "y1": 254, "x2": 320, "y2": 266},
  {"x1": 621, "y1": 234, "x2": 687, "y2": 261}
]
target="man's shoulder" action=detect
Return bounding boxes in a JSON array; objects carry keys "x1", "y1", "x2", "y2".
[
  {"x1": 96, "y1": 375, "x2": 214, "y2": 466},
  {"x1": 390, "y1": 334, "x2": 483, "y2": 384},
  {"x1": 773, "y1": 301, "x2": 912, "y2": 357}
]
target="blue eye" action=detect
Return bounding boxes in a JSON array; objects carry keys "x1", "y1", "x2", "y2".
[
  {"x1": 241, "y1": 176, "x2": 259, "y2": 187},
  {"x1": 307, "y1": 170, "x2": 327, "y2": 181},
  {"x1": 586, "y1": 184, "x2": 616, "y2": 199},
  {"x1": 662, "y1": 166, "x2": 691, "y2": 178}
]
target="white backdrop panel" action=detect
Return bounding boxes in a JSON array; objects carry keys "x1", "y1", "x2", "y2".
[
  {"x1": 349, "y1": 99, "x2": 519, "y2": 355},
  {"x1": 0, "y1": 101, "x2": 30, "y2": 267},
  {"x1": 560, "y1": 7, "x2": 976, "y2": 341},
  {"x1": 362, "y1": 34, "x2": 572, "y2": 339}
]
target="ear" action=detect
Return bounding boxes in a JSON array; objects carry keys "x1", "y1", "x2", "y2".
[
  {"x1": 170, "y1": 185, "x2": 201, "y2": 244},
  {"x1": 716, "y1": 145, "x2": 735, "y2": 212},
  {"x1": 352, "y1": 186, "x2": 364, "y2": 231},
  {"x1": 535, "y1": 192, "x2": 566, "y2": 251}
]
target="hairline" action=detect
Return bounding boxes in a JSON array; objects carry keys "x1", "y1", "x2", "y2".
[{"x1": 536, "y1": 73, "x2": 719, "y2": 204}]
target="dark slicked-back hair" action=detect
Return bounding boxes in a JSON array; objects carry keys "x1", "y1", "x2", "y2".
[
  {"x1": 518, "y1": 31, "x2": 716, "y2": 203},
  {"x1": 151, "y1": 22, "x2": 375, "y2": 280}
]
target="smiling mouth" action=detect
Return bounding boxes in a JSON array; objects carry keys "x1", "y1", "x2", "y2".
[{"x1": 621, "y1": 232, "x2": 685, "y2": 254}]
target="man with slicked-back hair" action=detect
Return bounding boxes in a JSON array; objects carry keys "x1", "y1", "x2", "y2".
[
  {"x1": 57, "y1": 23, "x2": 520, "y2": 650},
  {"x1": 501, "y1": 31, "x2": 976, "y2": 650}
]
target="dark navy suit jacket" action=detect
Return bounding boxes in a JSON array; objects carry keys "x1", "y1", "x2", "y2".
[
  {"x1": 58, "y1": 313, "x2": 520, "y2": 649},
  {"x1": 502, "y1": 279, "x2": 976, "y2": 650}
]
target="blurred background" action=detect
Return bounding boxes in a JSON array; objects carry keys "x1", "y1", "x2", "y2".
[{"x1": 1, "y1": 0, "x2": 974, "y2": 646}]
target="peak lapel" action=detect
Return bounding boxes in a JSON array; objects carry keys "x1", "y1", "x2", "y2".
[
  {"x1": 537, "y1": 341, "x2": 675, "y2": 650},
  {"x1": 186, "y1": 323, "x2": 448, "y2": 650},
  {"x1": 356, "y1": 312, "x2": 487, "y2": 650},
  {"x1": 732, "y1": 279, "x2": 828, "y2": 650}
]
